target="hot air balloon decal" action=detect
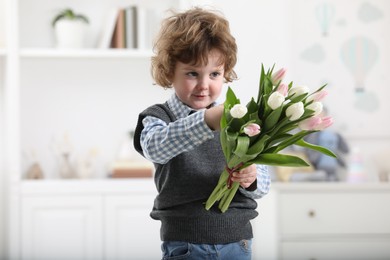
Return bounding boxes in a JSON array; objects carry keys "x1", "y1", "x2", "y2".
[
  {"x1": 315, "y1": 2, "x2": 335, "y2": 37},
  {"x1": 340, "y1": 36, "x2": 379, "y2": 92}
]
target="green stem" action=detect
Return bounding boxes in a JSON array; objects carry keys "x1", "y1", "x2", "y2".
[{"x1": 220, "y1": 182, "x2": 240, "y2": 213}]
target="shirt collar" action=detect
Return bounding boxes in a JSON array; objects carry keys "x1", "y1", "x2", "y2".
[{"x1": 167, "y1": 94, "x2": 193, "y2": 119}]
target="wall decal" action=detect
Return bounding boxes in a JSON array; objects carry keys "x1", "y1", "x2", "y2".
[
  {"x1": 315, "y1": 2, "x2": 335, "y2": 36},
  {"x1": 354, "y1": 91, "x2": 379, "y2": 112},
  {"x1": 358, "y1": 2, "x2": 384, "y2": 23},
  {"x1": 340, "y1": 36, "x2": 379, "y2": 93},
  {"x1": 300, "y1": 43, "x2": 326, "y2": 63}
]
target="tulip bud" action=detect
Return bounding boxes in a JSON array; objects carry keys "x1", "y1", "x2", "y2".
[
  {"x1": 267, "y1": 92, "x2": 285, "y2": 110},
  {"x1": 306, "y1": 102, "x2": 323, "y2": 116},
  {"x1": 276, "y1": 83, "x2": 288, "y2": 97},
  {"x1": 298, "y1": 116, "x2": 322, "y2": 130},
  {"x1": 307, "y1": 90, "x2": 328, "y2": 102},
  {"x1": 316, "y1": 116, "x2": 333, "y2": 130},
  {"x1": 286, "y1": 102, "x2": 304, "y2": 121},
  {"x1": 243, "y1": 123, "x2": 261, "y2": 137},
  {"x1": 289, "y1": 85, "x2": 310, "y2": 98},
  {"x1": 230, "y1": 104, "x2": 248, "y2": 119},
  {"x1": 271, "y1": 68, "x2": 287, "y2": 85}
]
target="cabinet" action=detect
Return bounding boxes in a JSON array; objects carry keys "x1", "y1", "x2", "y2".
[
  {"x1": 275, "y1": 183, "x2": 390, "y2": 260},
  {"x1": 20, "y1": 179, "x2": 160, "y2": 260}
]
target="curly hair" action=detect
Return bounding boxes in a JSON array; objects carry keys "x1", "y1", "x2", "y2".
[{"x1": 151, "y1": 7, "x2": 238, "y2": 88}]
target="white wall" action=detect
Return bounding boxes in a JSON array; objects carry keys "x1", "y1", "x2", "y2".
[
  {"x1": 196, "y1": 0, "x2": 390, "y2": 180},
  {"x1": 0, "y1": 66, "x2": 5, "y2": 259},
  {"x1": 0, "y1": 0, "x2": 5, "y2": 47},
  {"x1": 0, "y1": 0, "x2": 6, "y2": 253},
  {"x1": 16, "y1": 0, "x2": 390, "y2": 180}
]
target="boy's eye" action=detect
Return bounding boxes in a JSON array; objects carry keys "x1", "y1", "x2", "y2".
[
  {"x1": 187, "y1": 72, "x2": 198, "y2": 77},
  {"x1": 211, "y1": 72, "x2": 221, "y2": 78}
]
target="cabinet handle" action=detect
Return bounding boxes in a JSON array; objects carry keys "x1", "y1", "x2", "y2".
[{"x1": 308, "y1": 210, "x2": 316, "y2": 218}]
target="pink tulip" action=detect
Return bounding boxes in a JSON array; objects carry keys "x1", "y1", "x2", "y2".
[
  {"x1": 243, "y1": 123, "x2": 261, "y2": 137},
  {"x1": 316, "y1": 116, "x2": 333, "y2": 130},
  {"x1": 271, "y1": 68, "x2": 287, "y2": 85},
  {"x1": 307, "y1": 90, "x2": 328, "y2": 102},
  {"x1": 276, "y1": 83, "x2": 288, "y2": 97},
  {"x1": 298, "y1": 116, "x2": 322, "y2": 130}
]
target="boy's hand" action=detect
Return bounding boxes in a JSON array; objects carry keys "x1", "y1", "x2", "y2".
[
  {"x1": 231, "y1": 164, "x2": 257, "y2": 189},
  {"x1": 204, "y1": 104, "x2": 224, "y2": 131}
]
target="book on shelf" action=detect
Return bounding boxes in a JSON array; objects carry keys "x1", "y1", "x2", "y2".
[
  {"x1": 125, "y1": 6, "x2": 138, "y2": 49},
  {"x1": 111, "y1": 8, "x2": 126, "y2": 48},
  {"x1": 97, "y1": 8, "x2": 118, "y2": 49},
  {"x1": 98, "y1": 5, "x2": 161, "y2": 50}
]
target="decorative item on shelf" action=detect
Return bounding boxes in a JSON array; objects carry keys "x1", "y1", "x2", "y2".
[
  {"x1": 52, "y1": 8, "x2": 89, "y2": 49},
  {"x1": 24, "y1": 150, "x2": 44, "y2": 180},
  {"x1": 346, "y1": 147, "x2": 367, "y2": 183},
  {"x1": 110, "y1": 130, "x2": 153, "y2": 178},
  {"x1": 373, "y1": 149, "x2": 390, "y2": 182},
  {"x1": 76, "y1": 148, "x2": 100, "y2": 179},
  {"x1": 51, "y1": 132, "x2": 76, "y2": 179}
]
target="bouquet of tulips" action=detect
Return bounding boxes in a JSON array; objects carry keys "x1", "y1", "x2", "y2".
[{"x1": 205, "y1": 64, "x2": 336, "y2": 213}]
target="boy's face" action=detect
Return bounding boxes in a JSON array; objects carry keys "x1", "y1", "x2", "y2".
[{"x1": 171, "y1": 50, "x2": 225, "y2": 110}]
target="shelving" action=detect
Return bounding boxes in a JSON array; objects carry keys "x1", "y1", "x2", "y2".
[
  {"x1": 19, "y1": 48, "x2": 153, "y2": 58},
  {"x1": 3, "y1": 0, "x2": 184, "y2": 259}
]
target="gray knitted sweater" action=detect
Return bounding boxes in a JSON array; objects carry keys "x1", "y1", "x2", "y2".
[{"x1": 134, "y1": 103, "x2": 258, "y2": 244}]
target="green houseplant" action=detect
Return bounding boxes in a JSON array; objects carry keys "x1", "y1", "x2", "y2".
[{"x1": 52, "y1": 8, "x2": 89, "y2": 49}]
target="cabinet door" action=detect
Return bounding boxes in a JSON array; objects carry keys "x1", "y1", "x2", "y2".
[
  {"x1": 105, "y1": 194, "x2": 161, "y2": 260},
  {"x1": 279, "y1": 192, "x2": 390, "y2": 235},
  {"x1": 281, "y1": 240, "x2": 390, "y2": 260},
  {"x1": 21, "y1": 196, "x2": 103, "y2": 260}
]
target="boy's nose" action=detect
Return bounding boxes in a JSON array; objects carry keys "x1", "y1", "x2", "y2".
[{"x1": 197, "y1": 77, "x2": 209, "y2": 90}]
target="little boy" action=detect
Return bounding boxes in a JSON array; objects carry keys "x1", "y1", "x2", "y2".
[{"x1": 134, "y1": 7, "x2": 270, "y2": 259}]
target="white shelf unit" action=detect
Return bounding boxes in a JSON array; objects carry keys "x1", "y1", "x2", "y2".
[{"x1": 20, "y1": 48, "x2": 153, "y2": 58}]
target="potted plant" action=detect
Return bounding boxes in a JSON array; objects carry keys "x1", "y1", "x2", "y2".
[{"x1": 52, "y1": 8, "x2": 89, "y2": 49}]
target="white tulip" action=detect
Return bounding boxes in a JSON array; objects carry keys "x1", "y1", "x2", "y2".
[
  {"x1": 306, "y1": 101, "x2": 323, "y2": 116},
  {"x1": 230, "y1": 104, "x2": 248, "y2": 118},
  {"x1": 289, "y1": 85, "x2": 310, "y2": 98},
  {"x1": 286, "y1": 102, "x2": 304, "y2": 121},
  {"x1": 267, "y1": 92, "x2": 285, "y2": 110}
]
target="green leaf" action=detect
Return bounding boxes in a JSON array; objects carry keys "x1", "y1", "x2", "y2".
[
  {"x1": 233, "y1": 136, "x2": 250, "y2": 157},
  {"x1": 225, "y1": 130, "x2": 238, "y2": 162},
  {"x1": 226, "y1": 87, "x2": 239, "y2": 106},
  {"x1": 252, "y1": 153, "x2": 310, "y2": 167},
  {"x1": 220, "y1": 128, "x2": 228, "y2": 158},
  {"x1": 295, "y1": 139, "x2": 337, "y2": 158},
  {"x1": 263, "y1": 105, "x2": 283, "y2": 132},
  {"x1": 247, "y1": 98, "x2": 259, "y2": 114},
  {"x1": 265, "y1": 130, "x2": 314, "y2": 154},
  {"x1": 247, "y1": 134, "x2": 271, "y2": 155},
  {"x1": 257, "y1": 64, "x2": 266, "y2": 104}
]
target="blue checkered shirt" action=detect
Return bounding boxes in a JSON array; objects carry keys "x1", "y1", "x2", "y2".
[{"x1": 140, "y1": 94, "x2": 271, "y2": 199}]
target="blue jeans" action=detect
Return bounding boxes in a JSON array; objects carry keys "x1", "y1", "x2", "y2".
[{"x1": 161, "y1": 240, "x2": 252, "y2": 260}]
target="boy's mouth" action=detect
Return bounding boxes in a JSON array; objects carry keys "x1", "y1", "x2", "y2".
[{"x1": 193, "y1": 94, "x2": 208, "y2": 98}]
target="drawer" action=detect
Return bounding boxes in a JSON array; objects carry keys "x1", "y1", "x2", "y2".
[
  {"x1": 279, "y1": 192, "x2": 390, "y2": 235},
  {"x1": 281, "y1": 239, "x2": 390, "y2": 260}
]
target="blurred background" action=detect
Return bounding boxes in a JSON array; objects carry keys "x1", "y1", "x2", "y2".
[{"x1": 1, "y1": 0, "x2": 389, "y2": 259}]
